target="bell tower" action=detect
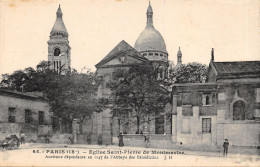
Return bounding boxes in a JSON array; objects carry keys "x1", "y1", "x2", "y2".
[
  {"x1": 48, "y1": 5, "x2": 71, "y2": 74},
  {"x1": 177, "y1": 47, "x2": 182, "y2": 66}
]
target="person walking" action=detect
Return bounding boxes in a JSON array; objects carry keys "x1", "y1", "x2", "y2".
[
  {"x1": 144, "y1": 135, "x2": 150, "y2": 148},
  {"x1": 118, "y1": 132, "x2": 124, "y2": 147},
  {"x1": 20, "y1": 133, "x2": 25, "y2": 145},
  {"x1": 223, "y1": 139, "x2": 229, "y2": 156}
]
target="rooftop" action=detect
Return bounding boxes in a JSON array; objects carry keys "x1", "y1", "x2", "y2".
[{"x1": 212, "y1": 61, "x2": 260, "y2": 75}]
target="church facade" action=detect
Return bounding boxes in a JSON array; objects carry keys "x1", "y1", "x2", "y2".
[{"x1": 78, "y1": 3, "x2": 174, "y2": 145}]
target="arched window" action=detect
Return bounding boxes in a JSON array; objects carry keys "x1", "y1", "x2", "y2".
[
  {"x1": 54, "y1": 48, "x2": 61, "y2": 56},
  {"x1": 233, "y1": 100, "x2": 246, "y2": 120}
]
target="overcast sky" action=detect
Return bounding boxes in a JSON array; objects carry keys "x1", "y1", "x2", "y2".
[{"x1": 0, "y1": 0, "x2": 259, "y2": 75}]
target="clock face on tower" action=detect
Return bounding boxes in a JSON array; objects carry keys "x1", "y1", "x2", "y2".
[{"x1": 119, "y1": 56, "x2": 126, "y2": 63}]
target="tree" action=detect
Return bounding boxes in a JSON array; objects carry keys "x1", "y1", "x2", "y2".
[
  {"x1": 108, "y1": 65, "x2": 170, "y2": 133},
  {"x1": 1, "y1": 61, "x2": 99, "y2": 134},
  {"x1": 45, "y1": 69, "x2": 99, "y2": 134},
  {"x1": 170, "y1": 62, "x2": 208, "y2": 83}
]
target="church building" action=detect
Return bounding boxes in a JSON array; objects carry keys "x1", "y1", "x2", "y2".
[{"x1": 78, "y1": 2, "x2": 174, "y2": 145}]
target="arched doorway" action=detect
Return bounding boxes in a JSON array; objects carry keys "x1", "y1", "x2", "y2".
[{"x1": 233, "y1": 100, "x2": 246, "y2": 120}]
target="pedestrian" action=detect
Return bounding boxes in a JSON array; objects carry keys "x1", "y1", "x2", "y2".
[
  {"x1": 68, "y1": 137, "x2": 73, "y2": 144},
  {"x1": 223, "y1": 139, "x2": 229, "y2": 156},
  {"x1": 118, "y1": 132, "x2": 124, "y2": 147},
  {"x1": 20, "y1": 133, "x2": 25, "y2": 145},
  {"x1": 144, "y1": 135, "x2": 149, "y2": 148}
]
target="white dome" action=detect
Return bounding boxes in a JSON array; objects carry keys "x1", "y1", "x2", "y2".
[{"x1": 134, "y1": 26, "x2": 167, "y2": 53}]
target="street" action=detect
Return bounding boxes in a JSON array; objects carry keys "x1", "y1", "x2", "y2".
[{"x1": 0, "y1": 143, "x2": 259, "y2": 166}]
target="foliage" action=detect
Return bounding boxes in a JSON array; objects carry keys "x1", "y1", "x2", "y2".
[
  {"x1": 170, "y1": 62, "x2": 208, "y2": 83},
  {"x1": 0, "y1": 61, "x2": 99, "y2": 133},
  {"x1": 107, "y1": 65, "x2": 170, "y2": 133}
]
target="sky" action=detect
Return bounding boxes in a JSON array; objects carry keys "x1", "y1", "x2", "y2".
[{"x1": 0, "y1": 0, "x2": 259, "y2": 75}]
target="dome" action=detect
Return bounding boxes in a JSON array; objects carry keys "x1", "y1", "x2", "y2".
[
  {"x1": 134, "y1": 2, "x2": 167, "y2": 53},
  {"x1": 134, "y1": 26, "x2": 167, "y2": 53}
]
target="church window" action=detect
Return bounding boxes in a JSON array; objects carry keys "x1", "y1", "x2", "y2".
[
  {"x1": 8, "y1": 107, "x2": 16, "y2": 123},
  {"x1": 160, "y1": 54, "x2": 163, "y2": 57},
  {"x1": 202, "y1": 118, "x2": 211, "y2": 133},
  {"x1": 149, "y1": 53, "x2": 153, "y2": 56},
  {"x1": 143, "y1": 53, "x2": 147, "y2": 56},
  {"x1": 54, "y1": 48, "x2": 61, "y2": 56},
  {"x1": 233, "y1": 100, "x2": 246, "y2": 120},
  {"x1": 155, "y1": 53, "x2": 158, "y2": 56}
]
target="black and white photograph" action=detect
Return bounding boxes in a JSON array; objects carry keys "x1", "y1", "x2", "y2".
[{"x1": 0, "y1": 0, "x2": 259, "y2": 166}]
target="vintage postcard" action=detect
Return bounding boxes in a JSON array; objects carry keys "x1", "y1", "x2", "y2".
[{"x1": 0, "y1": 0, "x2": 259, "y2": 166}]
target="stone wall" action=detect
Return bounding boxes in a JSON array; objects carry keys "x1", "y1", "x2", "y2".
[
  {"x1": 80, "y1": 109, "x2": 112, "y2": 145},
  {"x1": 0, "y1": 91, "x2": 52, "y2": 141},
  {"x1": 0, "y1": 123, "x2": 51, "y2": 141},
  {"x1": 174, "y1": 106, "x2": 217, "y2": 145},
  {"x1": 216, "y1": 122, "x2": 260, "y2": 146},
  {"x1": 0, "y1": 94, "x2": 51, "y2": 124},
  {"x1": 113, "y1": 134, "x2": 173, "y2": 148},
  {"x1": 172, "y1": 82, "x2": 260, "y2": 147}
]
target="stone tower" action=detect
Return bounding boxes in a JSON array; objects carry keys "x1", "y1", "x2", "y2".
[
  {"x1": 48, "y1": 5, "x2": 71, "y2": 74},
  {"x1": 177, "y1": 47, "x2": 182, "y2": 66}
]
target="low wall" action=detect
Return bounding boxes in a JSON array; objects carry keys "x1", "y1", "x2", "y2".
[
  {"x1": 0, "y1": 123, "x2": 52, "y2": 142},
  {"x1": 38, "y1": 125, "x2": 53, "y2": 136},
  {"x1": 113, "y1": 134, "x2": 173, "y2": 148},
  {"x1": 217, "y1": 122, "x2": 260, "y2": 146},
  {"x1": 49, "y1": 133, "x2": 72, "y2": 144}
]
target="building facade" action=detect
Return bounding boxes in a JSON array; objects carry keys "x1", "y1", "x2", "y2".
[
  {"x1": 76, "y1": 2, "x2": 173, "y2": 145},
  {"x1": 0, "y1": 89, "x2": 52, "y2": 142},
  {"x1": 48, "y1": 5, "x2": 71, "y2": 74},
  {"x1": 82, "y1": 40, "x2": 153, "y2": 145},
  {"x1": 172, "y1": 59, "x2": 260, "y2": 146}
]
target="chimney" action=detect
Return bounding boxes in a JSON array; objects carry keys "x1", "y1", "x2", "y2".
[{"x1": 211, "y1": 48, "x2": 214, "y2": 62}]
